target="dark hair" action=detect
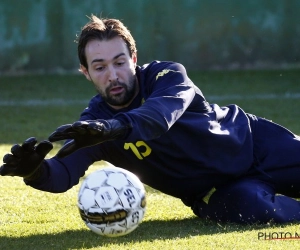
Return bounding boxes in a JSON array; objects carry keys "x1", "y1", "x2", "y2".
[{"x1": 76, "y1": 15, "x2": 137, "y2": 69}]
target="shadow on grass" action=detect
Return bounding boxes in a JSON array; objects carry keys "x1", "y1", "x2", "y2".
[{"x1": 0, "y1": 217, "x2": 278, "y2": 250}]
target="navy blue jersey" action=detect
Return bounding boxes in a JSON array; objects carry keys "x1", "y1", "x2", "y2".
[{"x1": 27, "y1": 61, "x2": 254, "y2": 203}]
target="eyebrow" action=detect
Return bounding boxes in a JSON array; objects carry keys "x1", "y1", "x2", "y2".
[{"x1": 91, "y1": 53, "x2": 126, "y2": 64}]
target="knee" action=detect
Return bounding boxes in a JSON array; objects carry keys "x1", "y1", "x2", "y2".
[{"x1": 193, "y1": 180, "x2": 276, "y2": 223}]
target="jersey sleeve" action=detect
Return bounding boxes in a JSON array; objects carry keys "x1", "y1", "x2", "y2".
[
  {"x1": 114, "y1": 62, "x2": 198, "y2": 141},
  {"x1": 24, "y1": 144, "x2": 102, "y2": 193}
]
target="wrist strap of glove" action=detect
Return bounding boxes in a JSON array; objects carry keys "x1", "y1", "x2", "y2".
[{"x1": 23, "y1": 161, "x2": 45, "y2": 181}]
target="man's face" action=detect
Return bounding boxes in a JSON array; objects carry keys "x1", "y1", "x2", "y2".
[{"x1": 80, "y1": 37, "x2": 138, "y2": 109}]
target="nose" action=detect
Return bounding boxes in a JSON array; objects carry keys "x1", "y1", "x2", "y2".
[{"x1": 108, "y1": 66, "x2": 118, "y2": 82}]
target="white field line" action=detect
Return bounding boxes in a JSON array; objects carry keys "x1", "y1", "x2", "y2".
[
  {"x1": 0, "y1": 99, "x2": 89, "y2": 106},
  {"x1": 0, "y1": 93, "x2": 300, "y2": 106},
  {"x1": 208, "y1": 93, "x2": 300, "y2": 101}
]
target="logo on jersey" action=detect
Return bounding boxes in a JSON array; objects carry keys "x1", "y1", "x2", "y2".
[{"x1": 156, "y1": 69, "x2": 180, "y2": 80}]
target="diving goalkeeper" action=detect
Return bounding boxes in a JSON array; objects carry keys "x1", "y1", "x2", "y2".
[{"x1": 2, "y1": 15, "x2": 300, "y2": 224}]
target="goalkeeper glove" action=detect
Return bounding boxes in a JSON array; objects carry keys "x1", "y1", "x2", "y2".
[
  {"x1": 0, "y1": 137, "x2": 53, "y2": 181},
  {"x1": 48, "y1": 119, "x2": 131, "y2": 158}
]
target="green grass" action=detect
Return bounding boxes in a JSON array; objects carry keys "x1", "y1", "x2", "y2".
[{"x1": 1, "y1": 69, "x2": 300, "y2": 249}]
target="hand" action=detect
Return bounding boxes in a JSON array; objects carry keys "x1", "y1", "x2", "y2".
[
  {"x1": 48, "y1": 119, "x2": 131, "y2": 158},
  {"x1": 0, "y1": 137, "x2": 53, "y2": 180}
]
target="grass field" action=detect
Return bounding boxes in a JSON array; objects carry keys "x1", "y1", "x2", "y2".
[{"x1": 0, "y1": 69, "x2": 300, "y2": 250}]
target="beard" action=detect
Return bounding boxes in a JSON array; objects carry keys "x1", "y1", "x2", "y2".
[{"x1": 97, "y1": 75, "x2": 137, "y2": 107}]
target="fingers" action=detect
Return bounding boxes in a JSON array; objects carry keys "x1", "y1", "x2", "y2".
[
  {"x1": 48, "y1": 121, "x2": 101, "y2": 142},
  {"x1": 6, "y1": 138, "x2": 38, "y2": 164},
  {"x1": 3, "y1": 153, "x2": 19, "y2": 165},
  {"x1": 22, "y1": 137, "x2": 38, "y2": 151},
  {"x1": 0, "y1": 163, "x2": 16, "y2": 176},
  {"x1": 48, "y1": 124, "x2": 73, "y2": 142},
  {"x1": 0, "y1": 138, "x2": 53, "y2": 177},
  {"x1": 35, "y1": 141, "x2": 53, "y2": 156},
  {"x1": 3, "y1": 138, "x2": 52, "y2": 165},
  {"x1": 10, "y1": 137, "x2": 37, "y2": 159},
  {"x1": 11, "y1": 144, "x2": 24, "y2": 158},
  {"x1": 1, "y1": 153, "x2": 19, "y2": 176},
  {"x1": 1, "y1": 138, "x2": 38, "y2": 176}
]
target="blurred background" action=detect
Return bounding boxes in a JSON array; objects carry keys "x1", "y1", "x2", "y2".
[{"x1": 0, "y1": 0, "x2": 300, "y2": 75}]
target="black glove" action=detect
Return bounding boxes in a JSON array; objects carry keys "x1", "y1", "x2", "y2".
[
  {"x1": 0, "y1": 137, "x2": 53, "y2": 181},
  {"x1": 48, "y1": 119, "x2": 131, "y2": 158}
]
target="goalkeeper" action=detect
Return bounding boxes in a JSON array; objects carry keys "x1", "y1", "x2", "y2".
[{"x1": 2, "y1": 15, "x2": 300, "y2": 224}]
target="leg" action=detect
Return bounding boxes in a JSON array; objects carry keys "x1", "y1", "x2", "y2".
[
  {"x1": 249, "y1": 116, "x2": 300, "y2": 197},
  {"x1": 192, "y1": 178, "x2": 300, "y2": 223}
]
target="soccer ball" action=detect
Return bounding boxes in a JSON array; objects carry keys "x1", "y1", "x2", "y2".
[{"x1": 77, "y1": 166, "x2": 146, "y2": 237}]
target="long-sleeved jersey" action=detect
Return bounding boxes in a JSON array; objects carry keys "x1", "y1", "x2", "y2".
[{"x1": 27, "y1": 61, "x2": 254, "y2": 204}]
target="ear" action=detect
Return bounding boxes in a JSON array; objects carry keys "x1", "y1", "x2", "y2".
[
  {"x1": 132, "y1": 52, "x2": 137, "y2": 67},
  {"x1": 79, "y1": 65, "x2": 91, "y2": 81}
]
